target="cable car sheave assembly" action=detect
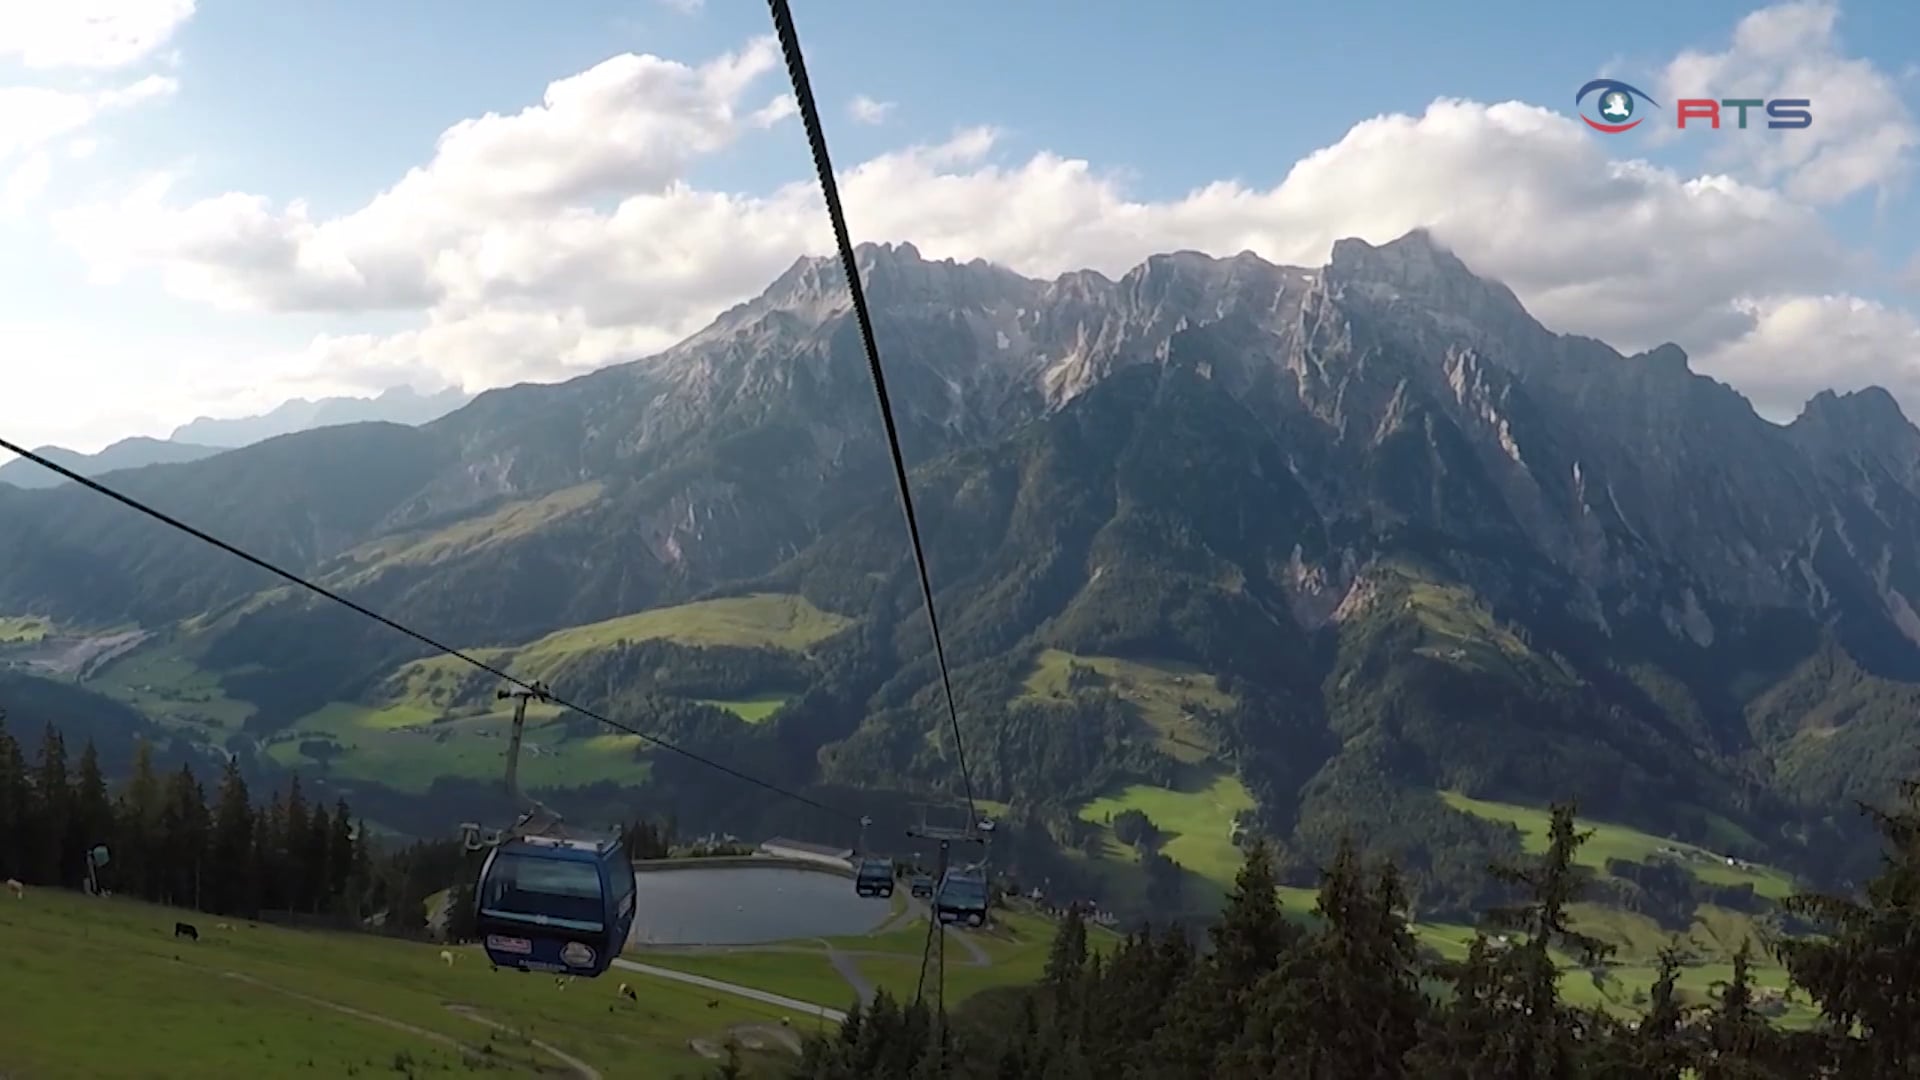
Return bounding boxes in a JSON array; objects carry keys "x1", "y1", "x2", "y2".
[{"x1": 0, "y1": 0, "x2": 994, "y2": 1017}]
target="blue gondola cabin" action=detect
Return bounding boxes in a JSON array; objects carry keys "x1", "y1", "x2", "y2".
[
  {"x1": 934, "y1": 868, "x2": 989, "y2": 927},
  {"x1": 474, "y1": 835, "x2": 636, "y2": 977},
  {"x1": 854, "y1": 857, "x2": 895, "y2": 898}
]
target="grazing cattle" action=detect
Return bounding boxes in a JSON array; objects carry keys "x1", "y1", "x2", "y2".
[
  {"x1": 439, "y1": 950, "x2": 456, "y2": 967},
  {"x1": 5, "y1": 878, "x2": 22, "y2": 900},
  {"x1": 617, "y1": 982, "x2": 638, "y2": 1002},
  {"x1": 174, "y1": 922, "x2": 199, "y2": 941},
  {"x1": 214, "y1": 923, "x2": 231, "y2": 931},
  {"x1": 706, "y1": 999, "x2": 720, "y2": 1009}
]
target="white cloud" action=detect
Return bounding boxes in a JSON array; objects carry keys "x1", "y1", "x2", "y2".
[
  {"x1": 0, "y1": 0, "x2": 196, "y2": 71},
  {"x1": 659, "y1": 0, "x2": 704, "y2": 12},
  {"x1": 53, "y1": 39, "x2": 791, "y2": 313},
  {"x1": 0, "y1": 73, "x2": 174, "y2": 211},
  {"x1": 1699, "y1": 295, "x2": 1920, "y2": 420},
  {"x1": 752, "y1": 93, "x2": 798, "y2": 129},
  {"x1": 1660, "y1": 0, "x2": 1917, "y2": 203},
  {"x1": 849, "y1": 95, "x2": 895, "y2": 125},
  {"x1": 0, "y1": 75, "x2": 175, "y2": 161},
  {"x1": 74, "y1": 93, "x2": 1869, "y2": 404},
  {"x1": 29, "y1": 12, "x2": 1920, "y2": 436},
  {"x1": 1, "y1": 151, "x2": 51, "y2": 216}
]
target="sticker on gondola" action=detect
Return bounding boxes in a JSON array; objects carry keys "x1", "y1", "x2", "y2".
[
  {"x1": 487, "y1": 934, "x2": 533, "y2": 955},
  {"x1": 561, "y1": 942, "x2": 595, "y2": 968}
]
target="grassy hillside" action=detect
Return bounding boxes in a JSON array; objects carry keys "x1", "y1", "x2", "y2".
[
  {"x1": 81, "y1": 592, "x2": 849, "y2": 794},
  {"x1": 1021, "y1": 648, "x2": 1230, "y2": 763},
  {"x1": 0, "y1": 889, "x2": 806, "y2": 1078},
  {"x1": 1007, "y1": 648, "x2": 1261, "y2": 913},
  {"x1": 1076, "y1": 769, "x2": 1258, "y2": 901},
  {"x1": 1390, "y1": 572, "x2": 1574, "y2": 686},
  {"x1": 87, "y1": 634, "x2": 257, "y2": 732},
  {"x1": 634, "y1": 905, "x2": 1103, "y2": 1015},
  {"x1": 323, "y1": 483, "x2": 608, "y2": 589},
  {"x1": 510, "y1": 592, "x2": 851, "y2": 657},
  {"x1": 0, "y1": 614, "x2": 50, "y2": 642},
  {"x1": 1441, "y1": 790, "x2": 1797, "y2": 900}
]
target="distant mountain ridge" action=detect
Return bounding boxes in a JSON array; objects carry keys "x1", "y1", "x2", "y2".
[
  {"x1": 1, "y1": 386, "x2": 475, "y2": 489},
  {"x1": 0, "y1": 436, "x2": 226, "y2": 490},
  {"x1": 169, "y1": 385, "x2": 473, "y2": 448}
]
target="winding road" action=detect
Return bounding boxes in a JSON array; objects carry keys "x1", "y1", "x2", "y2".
[{"x1": 611, "y1": 958, "x2": 849, "y2": 1022}]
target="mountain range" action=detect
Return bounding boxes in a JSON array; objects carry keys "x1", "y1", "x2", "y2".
[
  {"x1": 0, "y1": 386, "x2": 472, "y2": 489},
  {"x1": 0, "y1": 437, "x2": 226, "y2": 490},
  {"x1": 167, "y1": 385, "x2": 474, "y2": 448},
  {"x1": 2, "y1": 230, "x2": 1915, "y2": 910}
]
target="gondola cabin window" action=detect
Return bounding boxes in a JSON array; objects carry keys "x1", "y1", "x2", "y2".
[{"x1": 482, "y1": 851, "x2": 606, "y2": 931}]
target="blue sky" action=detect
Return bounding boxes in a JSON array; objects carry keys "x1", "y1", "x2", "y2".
[{"x1": 0, "y1": 0, "x2": 1915, "y2": 454}]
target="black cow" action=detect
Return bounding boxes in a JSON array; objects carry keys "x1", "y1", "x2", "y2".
[{"x1": 174, "y1": 921, "x2": 199, "y2": 941}]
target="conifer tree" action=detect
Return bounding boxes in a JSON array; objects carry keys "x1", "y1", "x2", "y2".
[
  {"x1": 34, "y1": 722, "x2": 70, "y2": 884},
  {"x1": 115, "y1": 739, "x2": 163, "y2": 898},
  {"x1": 1042, "y1": 905, "x2": 1088, "y2": 1002},
  {"x1": 328, "y1": 798, "x2": 355, "y2": 907},
  {"x1": 1777, "y1": 777, "x2": 1920, "y2": 1076},
  {"x1": 1143, "y1": 839, "x2": 1296, "y2": 1078},
  {"x1": 209, "y1": 756, "x2": 254, "y2": 915},
  {"x1": 1225, "y1": 838, "x2": 1425, "y2": 1078},
  {"x1": 70, "y1": 741, "x2": 111, "y2": 890},
  {"x1": 0, "y1": 710, "x2": 29, "y2": 879},
  {"x1": 1697, "y1": 940, "x2": 1791, "y2": 1079}
]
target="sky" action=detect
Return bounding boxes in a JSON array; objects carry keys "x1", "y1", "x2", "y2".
[{"x1": 0, "y1": 0, "x2": 1917, "y2": 456}]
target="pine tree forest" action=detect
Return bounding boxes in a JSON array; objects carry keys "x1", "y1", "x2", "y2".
[{"x1": 790, "y1": 781, "x2": 1920, "y2": 1080}]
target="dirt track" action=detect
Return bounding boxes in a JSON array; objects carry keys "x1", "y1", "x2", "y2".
[{"x1": 220, "y1": 970, "x2": 601, "y2": 1078}]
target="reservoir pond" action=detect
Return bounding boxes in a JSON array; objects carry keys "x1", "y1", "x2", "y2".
[{"x1": 626, "y1": 865, "x2": 892, "y2": 945}]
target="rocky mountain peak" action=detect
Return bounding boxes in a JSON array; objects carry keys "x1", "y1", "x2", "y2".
[
  {"x1": 1796, "y1": 386, "x2": 1911, "y2": 432},
  {"x1": 1788, "y1": 386, "x2": 1920, "y2": 488},
  {"x1": 1324, "y1": 231, "x2": 1545, "y2": 364}
]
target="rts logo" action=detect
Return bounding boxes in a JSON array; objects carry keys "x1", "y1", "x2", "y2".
[
  {"x1": 1574, "y1": 78, "x2": 1813, "y2": 132},
  {"x1": 1576, "y1": 78, "x2": 1658, "y2": 133}
]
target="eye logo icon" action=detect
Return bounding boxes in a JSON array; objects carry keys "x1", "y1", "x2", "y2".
[{"x1": 1576, "y1": 79, "x2": 1660, "y2": 133}]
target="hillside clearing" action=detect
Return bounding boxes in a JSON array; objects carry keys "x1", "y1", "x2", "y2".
[
  {"x1": 94, "y1": 596, "x2": 834, "y2": 791},
  {"x1": 263, "y1": 702, "x2": 654, "y2": 794},
  {"x1": 1441, "y1": 790, "x2": 1798, "y2": 900},
  {"x1": 1020, "y1": 649, "x2": 1231, "y2": 763},
  {"x1": 1078, "y1": 769, "x2": 1256, "y2": 886},
  {"x1": 0, "y1": 889, "x2": 801, "y2": 1078},
  {"x1": 515, "y1": 593, "x2": 852, "y2": 659},
  {"x1": 84, "y1": 635, "x2": 257, "y2": 732},
  {"x1": 700, "y1": 692, "x2": 790, "y2": 723},
  {"x1": 0, "y1": 613, "x2": 51, "y2": 642},
  {"x1": 326, "y1": 483, "x2": 607, "y2": 586}
]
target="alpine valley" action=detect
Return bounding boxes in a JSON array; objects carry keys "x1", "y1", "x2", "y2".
[{"x1": 4, "y1": 229, "x2": 1917, "y2": 922}]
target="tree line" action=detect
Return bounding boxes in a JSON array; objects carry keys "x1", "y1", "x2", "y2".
[
  {"x1": 786, "y1": 779, "x2": 1920, "y2": 1079},
  {"x1": 0, "y1": 711, "x2": 409, "y2": 924}
]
